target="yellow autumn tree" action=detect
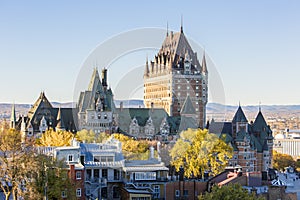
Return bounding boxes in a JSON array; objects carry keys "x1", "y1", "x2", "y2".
[
  {"x1": 273, "y1": 150, "x2": 296, "y2": 171},
  {"x1": 36, "y1": 129, "x2": 74, "y2": 146},
  {"x1": 112, "y1": 133, "x2": 150, "y2": 160},
  {"x1": 170, "y1": 129, "x2": 233, "y2": 178}
]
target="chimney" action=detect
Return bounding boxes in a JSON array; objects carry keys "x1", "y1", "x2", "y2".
[
  {"x1": 102, "y1": 68, "x2": 108, "y2": 89},
  {"x1": 179, "y1": 166, "x2": 184, "y2": 181},
  {"x1": 70, "y1": 164, "x2": 75, "y2": 180},
  {"x1": 120, "y1": 102, "x2": 123, "y2": 111}
]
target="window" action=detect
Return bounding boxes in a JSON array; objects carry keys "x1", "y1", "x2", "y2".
[
  {"x1": 68, "y1": 154, "x2": 74, "y2": 162},
  {"x1": 113, "y1": 186, "x2": 120, "y2": 198},
  {"x1": 175, "y1": 190, "x2": 180, "y2": 197},
  {"x1": 76, "y1": 188, "x2": 81, "y2": 197},
  {"x1": 184, "y1": 190, "x2": 188, "y2": 196},
  {"x1": 154, "y1": 185, "x2": 160, "y2": 198},
  {"x1": 102, "y1": 169, "x2": 108, "y2": 178},
  {"x1": 76, "y1": 171, "x2": 81, "y2": 180},
  {"x1": 187, "y1": 86, "x2": 190, "y2": 90},
  {"x1": 61, "y1": 191, "x2": 67, "y2": 198},
  {"x1": 196, "y1": 86, "x2": 199, "y2": 90},
  {"x1": 104, "y1": 114, "x2": 107, "y2": 119},
  {"x1": 178, "y1": 86, "x2": 181, "y2": 89},
  {"x1": 135, "y1": 172, "x2": 156, "y2": 180}
]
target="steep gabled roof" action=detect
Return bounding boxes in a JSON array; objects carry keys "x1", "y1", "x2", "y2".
[
  {"x1": 88, "y1": 68, "x2": 102, "y2": 92},
  {"x1": 180, "y1": 95, "x2": 196, "y2": 115},
  {"x1": 115, "y1": 108, "x2": 168, "y2": 133},
  {"x1": 158, "y1": 30, "x2": 201, "y2": 70},
  {"x1": 27, "y1": 92, "x2": 53, "y2": 120},
  {"x1": 232, "y1": 106, "x2": 248, "y2": 123}
]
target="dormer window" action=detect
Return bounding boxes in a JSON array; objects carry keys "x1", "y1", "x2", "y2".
[{"x1": 68, "y1": 154, "x2": 74, "y2": 162}]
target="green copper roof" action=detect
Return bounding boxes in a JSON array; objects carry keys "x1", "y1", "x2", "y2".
[
  {"x1": 180, "y1": 95, "x2": 196, "y2": 115},
  {"x1": 232, "y1": 106, "x2": 248, "y2": 123}
]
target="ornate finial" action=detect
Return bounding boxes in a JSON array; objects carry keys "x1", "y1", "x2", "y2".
[
  {"x1": 239, "y1": 101, "x2": 241, "y2": 107},
  {"x1": 259, "y1": 101, "x2": 261, "y2": 112}
]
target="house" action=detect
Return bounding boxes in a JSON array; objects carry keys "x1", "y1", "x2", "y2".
[
  {"x1": 54, "y1": 141, "x2": 85, "y2": 200},
  {"x1": 80, "y1": 136, "x2": 124, "y2": 200},
  {"x1": 122, "y1": 146, "x2": 169, "y2": 199}
]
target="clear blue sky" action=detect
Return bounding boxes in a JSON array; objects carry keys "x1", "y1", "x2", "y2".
[{"x1": 0, "y1": 1, "x2": 299, "y2": 105}]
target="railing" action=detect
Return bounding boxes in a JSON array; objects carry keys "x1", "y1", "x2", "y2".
[
  {"x1": 85, "y1": 177, "x2": 107, "y2": 187},
  {"x1": 106, "y1": 176, "x2": 122, "y2": 182}
]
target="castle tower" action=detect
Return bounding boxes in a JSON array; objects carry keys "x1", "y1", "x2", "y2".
[{"x1": 143, "y1": 25, "x2": 208, "y2": 128}]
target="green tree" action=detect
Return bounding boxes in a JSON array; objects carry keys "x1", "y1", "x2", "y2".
[
  {"x1": 36, "y1": 129, "x2": 74, "y2": 146},
  {"x1": 33, "y1": 155, "x2": 77, "y2": 200},
  {"x1": 199, "y1": 184, "x2": 264, "y2": 200},
  {"x1": 170, "y1": 129, "x2": 233, "y2": 178},
  {"x1": 273, "y1": 150, "x2": 295, "y2": 171}
]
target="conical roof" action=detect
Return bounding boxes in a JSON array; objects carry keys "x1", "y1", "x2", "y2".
[
  {"x1": 180, "y1": 96, "x2": 196, "y2": 115},
  {"x1": 56, "y1": 106, "x2": 65, "y2": 130},
  {"x1": 232, "y1": 106, "x2": 248, "y2": 123},
  {"x1": 252, "y1": 111, "x2": 269, "y2": 132}
]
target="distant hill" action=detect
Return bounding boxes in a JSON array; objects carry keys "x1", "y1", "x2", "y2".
[{"x1": 1, "y1": 100, "x2": 300, "y2": 121}]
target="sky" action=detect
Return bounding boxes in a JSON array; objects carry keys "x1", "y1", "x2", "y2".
[{"x1": 0, "y1": 1, "x2": 299, "y2": 105}]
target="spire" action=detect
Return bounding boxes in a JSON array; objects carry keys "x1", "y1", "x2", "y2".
[
  {"x1": 166, "y1": 21, "x2": 169, "y2": 36},
  {"x1": 10, "y1": 103, "x2": 16, "y2": 129},
  {"x1": 88, "y1": 67, "x2": 101, "y2": 91},
  {"x1": 56, "y1": 106, "x2": 65, "y2": 131},
  {"x1": 259, "y1": 101, "x2": 261, "y2": 112},
  {"x1": 180, "y1": 15, "x2": 183, "y2": 33},
  {"x1": 144, "y1": 55, "x2": 149, "y2": 76},
  {"x1": 202, "y1": 50, "x2": 208, "y2": 74}
]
